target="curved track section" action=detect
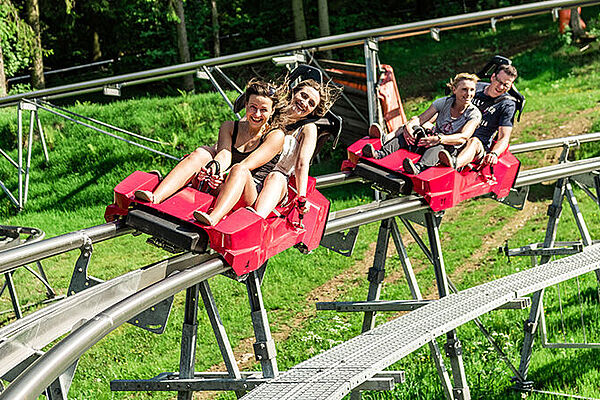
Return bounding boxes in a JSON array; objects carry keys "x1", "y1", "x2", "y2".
[
  {"x1": 240, "y1": 244, "x2": 600, "y2": 400},
  {"x1": 0, "y1": 256, "x2": 228, "y2": 399},
  {"x1": 0, "y1": 252, "x2": 218, "y2": 383}
]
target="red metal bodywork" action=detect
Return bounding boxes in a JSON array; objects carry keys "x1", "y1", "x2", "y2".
[
  {"x1": 344, "y1": 137, "x2": 520, "y2": 211},
  {"x1": 105, "y1": 171, "x2": 330, "y2": 276}
]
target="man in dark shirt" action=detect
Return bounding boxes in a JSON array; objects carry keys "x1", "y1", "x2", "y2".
[{"x1": 440, "y1": 64, "x2": 518, "y2": 169}]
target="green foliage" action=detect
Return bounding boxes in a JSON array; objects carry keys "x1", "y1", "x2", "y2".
[{"x1": 0, "y1": 0, "x2": 35, "y2": 77}]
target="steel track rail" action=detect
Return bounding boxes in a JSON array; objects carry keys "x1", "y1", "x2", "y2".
[
  {"x1": 0, "y1": 256, "x2": 228, "y2": 399},
  {"x1": 511, "y1": 132, "x2": 600, "y2": 154},
  {"x1": 0, "y1": 252, "x2": 218, "y2": 381},
  {"x1": 0, "y1": 0, "x2": 597, "y2": 107},
  {"x1": 0, "y1": 222, "x2": 131, "y2": 275}
]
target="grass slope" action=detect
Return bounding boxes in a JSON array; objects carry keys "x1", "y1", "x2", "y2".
[{"x1": 1, "y1": 9, "x2": 600, "y2": 400}]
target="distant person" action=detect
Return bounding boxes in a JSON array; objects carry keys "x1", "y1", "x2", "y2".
[
  {"x1": 134, "y1": 79, "x2": 283, "y2": 204},
  {"x1": 193, "y1": 78, "x2": 339, "y2": 226},
  {"x1": 362, "y1": 73, "x2": 481, "y2": 175},
  {"x1": 438, "y1": 64, "x2": 518, "y2": 170}
]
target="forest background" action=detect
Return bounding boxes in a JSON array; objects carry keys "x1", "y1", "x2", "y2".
[{"x1": 1, "y1": 0, "x2": 543, "y2": 97}]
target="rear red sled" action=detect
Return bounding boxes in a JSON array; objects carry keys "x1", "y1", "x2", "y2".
[{"x1": 343, "y1": 137, "x2": 520, "y2": 211}]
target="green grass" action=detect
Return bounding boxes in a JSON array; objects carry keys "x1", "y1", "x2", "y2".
[{"x1": 2, "y1": 8, "x2": 600, "y2": 400}]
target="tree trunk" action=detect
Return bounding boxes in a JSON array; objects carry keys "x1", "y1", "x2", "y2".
[
  {"x1": 569, "y1": 8, "x2": 586, "y2": 41},
  {"x1": 210, "y1": 0, "x2": 220, "y2": 57},
  {"x1": 0, "y1": 42, "x2": 7, "y2": 97},
  {"x1": 92, "y1": 31, "x2": 102, "y2": 61},
  {"x1": 25, "y1": 0, "x2": 45, "y2": 89},
  {"x1": 174, "y1": 0, "x2": 194, "y2": 92},
  {"x1": 317, "y1": 0, "x2": 332, "y2": 58},
  {"x1": 292, "y1": 0, "x2": 307, "y2": 41}
]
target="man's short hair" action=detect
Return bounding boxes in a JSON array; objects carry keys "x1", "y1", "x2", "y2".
[{"x1": 496, "y1": 64, "x2": 518, "y2": 79}]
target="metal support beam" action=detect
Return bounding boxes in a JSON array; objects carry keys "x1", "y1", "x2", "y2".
[
  {"x1": 363, "y1": 38, "x2": 380, "y2": 127},
  {"x1": 199, "y1": 280, "x2": 244, "y2": 397},
  {"x1": 246, "y1": 266, "x2": 278, "y2": 378},
  {"x1": 425, "y1": 212, "x2": 471, "y2": 400},
  {"x1": 390, "y1": 217, "x2": 454, "y2": 399},
  {"x1": 177, "y1": 284, "x2": 200, "y2": 400},
  {"x1": 361, "y1": 218, "x2": 392, "y2": 332}
]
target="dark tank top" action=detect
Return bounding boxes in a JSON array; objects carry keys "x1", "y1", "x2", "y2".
[{"x1": 230, "y1": 121, "x2": 279, "y2": 183}]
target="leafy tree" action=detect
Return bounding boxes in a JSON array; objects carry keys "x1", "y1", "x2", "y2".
[{"x1": 0, "y1": 0, "x2": 35, "y2": 95}]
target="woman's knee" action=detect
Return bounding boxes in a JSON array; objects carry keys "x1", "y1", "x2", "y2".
[{"x1": 229, "y1": 163, "x2": 251, "y2": 178}]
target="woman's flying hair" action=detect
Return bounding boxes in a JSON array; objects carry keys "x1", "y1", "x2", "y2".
[
  {"x1": 273, "y1": 77, "x2": 343, "y2": 130},
  {"x1": 446, "y1": 72, "x2": 479, "y2": 90}
]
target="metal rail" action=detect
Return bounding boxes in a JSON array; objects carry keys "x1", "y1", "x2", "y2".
[
  {"x1": 511, "y1": 132, "x2": 600, "y2": 154},
  {"x1": 0, "y1": 222, "x2": 131, "y2": 275},
  {"x1": 0, "y1": 252, "x2": 216, "y2": 380},
  {"x1": 0, "y1": 0, "x2": 597, "y2": 107},
  {"x1": 0, "y1": 257, "x2": 228, "y2": 399}
]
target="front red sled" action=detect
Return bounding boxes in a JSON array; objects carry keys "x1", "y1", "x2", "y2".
[
  {"x1": 343, "y1": 137, "x2": 520, "y2": 211},
  {"x1": 105, "y1": 171, "x2": 330, "y2": 276}
]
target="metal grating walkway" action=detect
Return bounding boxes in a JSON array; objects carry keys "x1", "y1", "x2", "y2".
[{"x1": 240, "y1": 243, "x2": 600, "y2": 400}]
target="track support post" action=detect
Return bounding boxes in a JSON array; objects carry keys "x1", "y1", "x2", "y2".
[
  {"x1": 361, "y1": 218, "x2": 392, "y2": 332},
  {"x1": 177, "y1": 283, "x2": 200, "y2": 400},
  {"x1": 425, "y1": 211, "x2": 471, "y2": 400},
  {"x1": 246, "y1": 264, "x2": 278, "y2": 378},
  {"x1": 390, "y1": 218, "x2": 455, "y2": 400}
]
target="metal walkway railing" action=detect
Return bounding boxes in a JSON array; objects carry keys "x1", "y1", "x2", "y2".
[{"x1": 240, "y1": 244, "x2": 600, "y2": 400}]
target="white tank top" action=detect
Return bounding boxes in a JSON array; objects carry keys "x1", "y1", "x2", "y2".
[{"x1": 273, "y1": 127, "x2": 303, "y2": 176}]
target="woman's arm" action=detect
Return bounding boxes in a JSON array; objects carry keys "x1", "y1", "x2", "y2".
[
  {"x1": 402, "y1": 105, "x2": 439, "y2": 145},
  {"x1": 212, "y1": 120, "x2": 235, "y2": 171},
  {"x1": 238, "y1": 129, "x2": 285, "y2": 171},
  {"x1": 294, "y1": 124, "x2": 318, "y2": 198}
]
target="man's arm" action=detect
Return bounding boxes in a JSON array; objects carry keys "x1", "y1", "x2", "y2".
[{"x1": 482, "y1": 125, "x2": 512, "y2": 166}]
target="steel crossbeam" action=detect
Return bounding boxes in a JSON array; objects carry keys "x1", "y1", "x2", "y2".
[{"x1": 240, "y1": 244, "x2": 600, "y2": 400}]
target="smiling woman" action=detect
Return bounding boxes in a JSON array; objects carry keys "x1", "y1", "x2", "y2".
[
  {"x1": 133, "y1": 79, "x2": 284, "y2": 205},
  {"x1": 193, "y1": 77, "x2": 341, "y2": 226}
]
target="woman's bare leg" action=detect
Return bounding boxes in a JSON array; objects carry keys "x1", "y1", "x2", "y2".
[
  {"x1": 152, "y1": 146, "x2": 215, "y2": 203},
  {"x1": 254, "y1": 173, "x2": 287, "y2": 218},
  {"x1": 206, "y1": 164, "x2": 258, "y2": 223}
]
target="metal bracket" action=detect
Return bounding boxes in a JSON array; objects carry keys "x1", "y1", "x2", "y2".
[
  {"x1": 367, "y1": 266, "x2": 386, "y2": 284},
  {"x1": 490, "y1": 17, "x2": 497, "y2": 32},
  {"x1": 45, "y1": 361, "x2": 79, "y2": 400},
  {"x1": 272, "y1": 52, "x2": 307, "y2": 67},
  {"x1": 497, "y1": 185, "x2": 529, "y2": 210},
  {"x1": 402, "y1": 209, "x2": 443, "y2": 227},
  {"x1": 551, "y1": 7, "x2": 560, "y2": 21},
  {"x1": 430, "y1": 28, "x2": 441, "y2": 41},
  {"x1": 103, "y1": 84, "x2": 122, "y2": 97},
  {"x1": 444, "y1": 338, "x2": 463, "y2": 357},
  {"x1": 20, "y1": 100, "x2": 38, "y2": 112},
  {"x1": 127, "y1": 295, "x2": 174, "y2": 334},
  {"x1": 67, "y1": 237, "x2": 102, "y2": 295},
  {"x1": 253, "y1": 339, "x2": 277, "y2": 361},
  {"x1": 320, "y1": 227, "x2": 360, "y2": 257},
  {"x1": 523, "y1": 319, "x2": 536, "y2": 334}
]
